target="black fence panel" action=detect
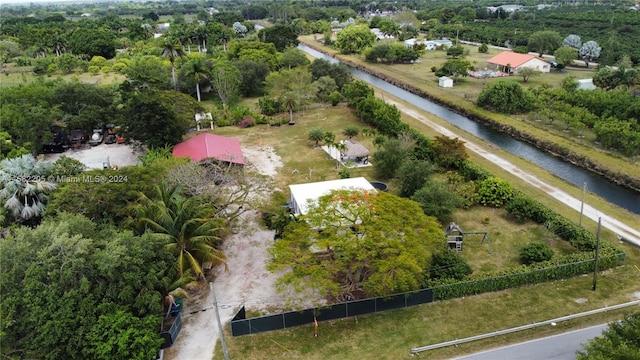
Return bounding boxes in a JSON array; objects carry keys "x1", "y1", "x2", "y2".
[
  {"x1": 316, "y1": 303, "x2": 347, "y2": 321},
  {"x1": 376, "y1": 295, "x2": 405, "y2": 312},
  {"x1": 406, "y1": 289, "x2": 433, "y2": 307},
  {"x1": 284, "y1": 309, "x2": 314, "y2": 328},
  {"x1": 249, "y1": 314, "x2": 285, "y2": 333},
  {"x1": 346, "y1": 298, "x2": 376, "y2": 317},
  {"x1": 232, "y1": 306, "x2": 246, "y2": 321},
  {"x1": 231, "y1": 319, "x2": 252, "y2": 336}
]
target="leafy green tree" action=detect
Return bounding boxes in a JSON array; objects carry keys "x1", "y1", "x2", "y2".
[
  {"x1": 0, "y1": 132, "x2": 29, "y2": 160},
  {"x1": 118, "y1": 89, "x2": 201, "y2": 148},
  {"x1": 68, "y1": 27, "x2": 116, "y2": 59},
  {"x1": 372, "y1": 138, "x2": 411, "y2": 179},
  {"x1": 268, "y1": 190, "x2": 443, "y2": 300},
  {"x1": 122, "y1": 55, "x2": 171, "y2": 90},
  {"x1": 333, "y1": 23, "x2": 376, "y2": 54},
  {"x1": 478, "y1": 44, "x2": 488, "y2": 53},
  {"x1": 477, "y1": 176, "x2": 513, "y2": 207},
  {"x1": 0, "y1": 40, "x2": 20, "y2": 64},
  {"x1": 520, "y1": 241, "x2": 554, "y2": 264},
  {"x1": 85, "y1": 310, "x2": 163, "y2": 360},
  {"x1": 0, "y1": 154, "x2": 56, "y2": 225},
  {"x1": 0, "y1": 214, "x2": 169, "y2": 360},
  {"x1": 458, "y1": 7, "x2": 476, "y2": 22},
  {"x1": 429, "y1": 135, "x2": 468, "y2": 169},
  {"x1": 429, "y1": 250, "x2": 472, "y2": 280},
  {"x1": 435, "y1": 58, "x2": 473, "y2": 80},
  {"x1": 279, "y1": 47, "x2": 309, "y2": 69},
  {"x1": 554, "y1": 46, "x2": 578, "y2": 70},
  {"x1": 577, "y1": 312, "x2": 640, "y2": 360},
  {"x1": 56, "y1": 53, "x2": 79, "y2": 73},
  {"x1": 342, "y1": 80, "x2": 374, "y2": 107},
  {"x1": 527, "y1": 30, "x2": 562, "y2": 56},
  {"x1": 395, "y1": 158, "x2": 436, "y2": 197},
  {"x1": 446, "y1": 46, "x2": 464, "y2": 58},
  {"x1": 477, "y1": 80, "x2": 537, "y2": 114},
  {"x1": 258, "y1": 24, "x2": 299, "y2": 52},
  {"x1": 50, "y1": 156, "x2": 86, "y2": 177},
  {"x1": 135, "y1": 182, "x2": 227, "y2": 281},
  {"x1": 314, "y1": 75, "x2": 338, "y2": 103},
  {"x1": 517, "y1": 67, "x2": 541, "y2": 83},
  {"x1": 210, "y1": 60, "x2": 241, "y2": 106},
  {"x1": 579, "y1": 41, "x2": 601, "y2": 68},
  {"x1": 232, "y1": 59, "x2": 270, "y2": 97},
  {"x1": 309, "y1": 59, "x2": 352, "y2": 90},
  {"x1": 411, "y1": 179, "x2": 463, "y2": 222}
]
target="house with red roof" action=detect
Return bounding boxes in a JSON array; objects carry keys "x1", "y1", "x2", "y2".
[
  {"x1": 172, "y1": 133, "x2": 245, "y2": 165},
  {"x1": 486, "y1": 51, "x2": 551, "y2": 74}
]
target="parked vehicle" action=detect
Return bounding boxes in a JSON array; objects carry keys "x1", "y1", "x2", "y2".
[{"x1": 89, "y1": 128, "x2": 104, "y2": 146}]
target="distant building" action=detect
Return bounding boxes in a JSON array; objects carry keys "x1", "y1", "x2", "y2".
[
  {"x1": 487, "y1": 51, "x2": 551, "y2": 73},
  {"x1": 439, "y1": 76, "x2": 454, "y2": 88},
  {"x1": 487, "y1": 4, "x2": 524, "y2": 13},
  {"x1": 371, "y1": 28, "x2": 394, "y2": 40},
  {"x1": 404, "y1": 38, "x2": 451, "y2": 50},
  {"x1": 577, "y1": 79, "x2": 596, "y2": 90},
  {"x1": 173, "y1": 133, "x2": 245, "y2": 165},
  {"x1": 288, "y1": 177, "x2": 376, "y2": 215}
]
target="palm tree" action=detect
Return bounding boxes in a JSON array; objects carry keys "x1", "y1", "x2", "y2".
[
  {"x1": 308, "y1": 127, "x2": 325, "y2": 147},
  {"x1": 50, "y1": 33, "x2": 67, "y2": 57},
  {"x1": 0, "y1": 154, "x2": 56, "y2": 225},
  {"x1": 136, "y1": 183, "x2": 227, "y2": 281},
  {"x1": 184, "y1": 57, "x2": 210, "y2": 102},
  {"x1": 161, "y1": 38, "x2": 186, "y2": 90},
  {"x1": 343, "y1": 126, "x2": 360, "y2": 139},
  {"x1": 283, "y1": 92, "x2": 298, "y2": 124}
]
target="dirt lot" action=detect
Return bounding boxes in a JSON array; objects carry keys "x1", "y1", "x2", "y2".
[{"x1": 43, "y1": 143, "x2": 142, "y2": 169}]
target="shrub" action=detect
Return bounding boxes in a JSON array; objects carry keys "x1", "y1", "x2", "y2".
[
  {"x1": 328, "y1": 91, "x2": 342, "y2": 106},
  {"x1": 477, "y1": 176, "x2": 513, "y2": 207},
  {"x1": 88, "y1": 65, "x2": 100, "y2": 74},
  {"x1": 479, "y1": 44, "x2": 488, "y2": 53},
  {"x1": 237, "y1": 116, "x2": 256, "y2": 128},
  {"x1": 520, "y1": 241, "x2": 554, "y2": 265},
  {"x1": 101, "y1": 66, "x2": 111, "y2": 73},
  {"x1": 338, "y1": 169, "x2": 351, "y2": 179},
  {"x1": 47, "y1": 63, "x2": 58, "y2": 74},
  {"x1": 15, "y1": 57, "x2": 31, "y2": 66},
  {"x1": 429, "y1": 251, "x2": 472, "y2": 280},
  {"x1": 430, "y1": 66, "x2": 437, "y2": 72}
]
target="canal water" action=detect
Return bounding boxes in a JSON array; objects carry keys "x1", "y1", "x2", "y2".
[{"x1": 299, "y1": 44, "x2": 640, "y2": 215}]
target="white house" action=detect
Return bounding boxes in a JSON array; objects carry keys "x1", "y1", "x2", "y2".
[
  {"x1": 439, "y1": 76, "x2": 454, "y2": 88},
  {"x1": 370, "y1": 28, "x2": 394, "y2": 40},
  {"x1": 288, "y1": 177, "x2": 376, "y2": 215}
]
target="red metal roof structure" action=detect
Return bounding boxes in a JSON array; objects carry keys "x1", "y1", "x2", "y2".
[
  {"x1": 486, "y1": 51, "x2": 537, "y2": 68},
  {"x1": 173, "y1": 133, "x2": 245, "y2": 165}
]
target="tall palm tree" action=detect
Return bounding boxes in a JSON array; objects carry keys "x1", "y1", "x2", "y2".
[
  {"x1": 161, "y1": 38, "x2": 185, "y2": 90},
  {"x1": 283, "y1": 92, "x2": 298, "y2": 124},
  {"x1": 0, "y1": 154, "x2": 56, "y2": 224},
  {"x1": 136, "y1": 183, "x2": 226, "y2": 281},
  {"x1": 184, "y1": 57, "x2": 210, "y2": 102}
]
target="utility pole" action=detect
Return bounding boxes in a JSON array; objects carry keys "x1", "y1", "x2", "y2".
[
  {"x1": 592, "y1": 217, "x2": 602, "y2": 291},
  {"x1": 579, "y1": 182, "x2": 587, "y2": 227},
  {"x1": 210, "y1": 283, "x2": 230, "y2": 360}
]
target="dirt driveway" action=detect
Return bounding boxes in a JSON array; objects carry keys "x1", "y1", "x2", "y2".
[{"x1": 43, "y1": 143, "x2": 142, "y2": 169}]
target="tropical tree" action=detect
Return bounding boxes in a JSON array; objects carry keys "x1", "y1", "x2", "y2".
[
  {"x1": 210, "y1": 60, "x2": 241, "y2": 107},
  {"x1": 161, "y1": 38, "x2": 186, "y2": 90},
  {"x1": 0, "y1": 154, "x2": 56, "y2": 225},
  {"x1": 135, "y1": 182, "x2": 227, "y2": 281},
  {"x1": 343, "y1": 126, "x2": 359, "y2": 139},
  {"x1": 562, "y1": 34, "x2": 582, "y2": 50},
  {"x1": 554, "y1": 46, "x2": 578, "y2": 70},
  {"x1": 308, "y1": 127, "x2": 325, "y2": 147},
  {"x1": 184, "y1": 56, "x2": 210, "y2": 102},
  {"x1": 477, "y1": 80, "x2": 537, "y2": 114},
  {"x1": 579, "y1": 41, "x2": 602, "y2": 68},
  {"x1": 517, "y1": 67, "x2": 541, "y2": 83}
]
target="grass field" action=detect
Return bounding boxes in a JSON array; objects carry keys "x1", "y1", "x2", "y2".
[
  {"x1": 208, "y1": 42, "x2": 640, "y2": 359},
  {"x1": 298, "y1": 35, "x2": 639, "y2": 185},
  {"x1": 207, "y1": 98, "x2": 639, "y2": 360},
  {"x1": 0, "y1": 67, "x2": 125, "y2": 87}
]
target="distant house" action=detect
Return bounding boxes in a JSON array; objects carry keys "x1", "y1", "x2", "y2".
[
  {"x1": 404, "y1": 38, "x2": 451, "y2": 50},
  {"x1": 173, "y1": 133, "x2": 245, "y2": 165},
  {"x1": 288, "y1": 177, "x2": 376, "y2": 215},
  {"x1": 371, "y1": 28, "x2": 394, "y2": 40},
  {"x1": 487, "y1": 51, "x2": 551, "y2": 73},
  {"x1": 487, "y1": 4, "x2": 524, "y2": 13}
]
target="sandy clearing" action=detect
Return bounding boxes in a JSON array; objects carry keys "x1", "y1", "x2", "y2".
[
  {"x1": 386, "y1": 99, "x2": 640, "y2": 246},
  {"x1": 43, "y1": 143, "x2": 142, "y2": 169},
  {"x1": 163, "y1": 146, "x2": 318, "y2": 360}
]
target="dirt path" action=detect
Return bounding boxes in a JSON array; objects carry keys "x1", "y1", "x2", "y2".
[
  {"x1": 386, "y1": 99, "x2": 640, "y2": 246},
  {"x1": 163, "y1": 146, "x2": 318, "y2": 360}
]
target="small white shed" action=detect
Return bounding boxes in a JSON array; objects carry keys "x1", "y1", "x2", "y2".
[
  {"x1": 439, "y1": 76, "x2": 454, "y2": 88},
  {"x1": 577, "y1": 78, "x2": 596, "y2": 90}
]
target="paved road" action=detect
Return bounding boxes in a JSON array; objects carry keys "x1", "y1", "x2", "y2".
[
  {"x1": 386, "y1": 99, "x2": 640, "y2": 247},
  {"x1": 452, "y1": 324, "x2": 608, "y2": 360}
]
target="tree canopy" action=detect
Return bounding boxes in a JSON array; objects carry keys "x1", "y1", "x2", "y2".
[
  {"x1": 268, "y1": 190, "x2": 443, "y2": 301},
  {"x1": 577, "y1": 312, "x2": 640, "y2": 360}
]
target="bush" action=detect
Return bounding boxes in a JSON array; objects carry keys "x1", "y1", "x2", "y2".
[
  {"x1": 88, "y1": 65, "x2": 100, "y2": 74},
  {"x1": 338, "y1": 169, "x2": 351, "y2": 179},
  {"x1": 15, "y1": 57, "x2": 31, "y2": 66},
  {"x1": 101, "y1": 66, "x2": 111, "y2": 73},
  {"x1": 237, "y1": 116, "x2": 256, "y2": 128},
  {"x1": 520, "y1": 242, "x2": 554, "y2": 265},
  {"x1": 429, "y1": 251, "x2": 472, "y2": 280},
  {"x1": 477, "y1": 176, "x2": 513, "y2": 207},
  {"x1": 479, "y1": 44, "x2": 488, "y2": 53},
  {"x1": 328, "y1": 91, "x2": 342, "y2": 106}
]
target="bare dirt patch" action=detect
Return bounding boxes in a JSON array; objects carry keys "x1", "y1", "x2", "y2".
[
  {"x1": 43, "y1": 143, "x2": 142, "y2": 169},
  {"x1": 163, "y1": 146, "x2": 314, "y2": 360}
]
